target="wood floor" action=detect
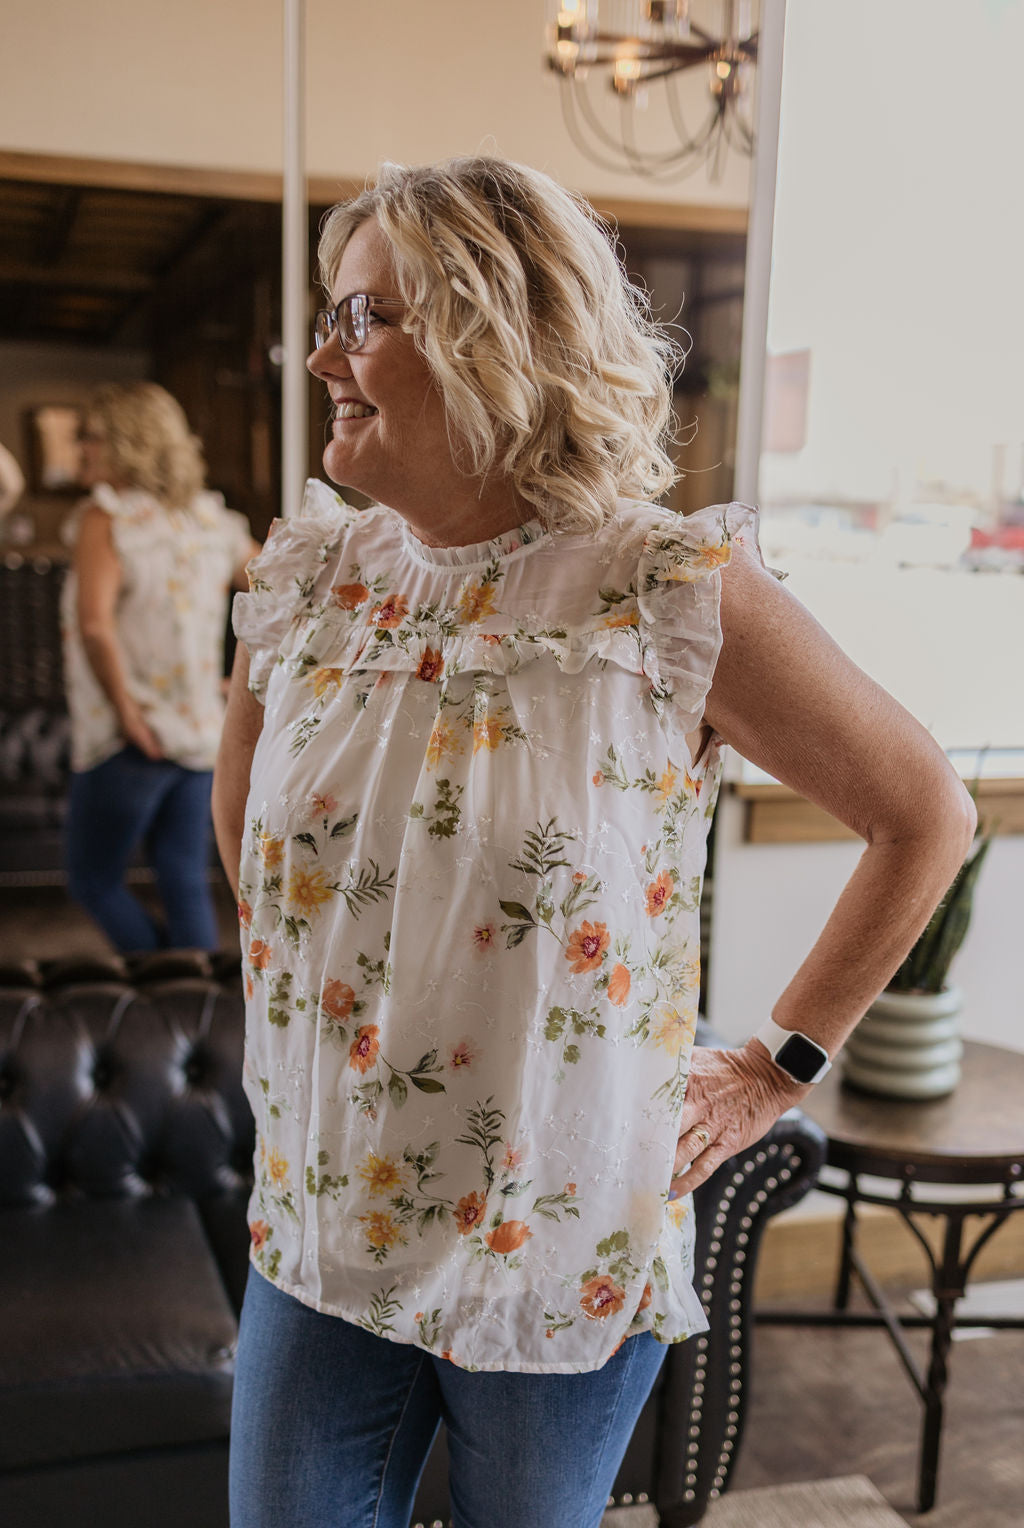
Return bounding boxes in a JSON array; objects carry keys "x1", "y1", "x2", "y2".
[
  {"x1": 733, "y1": 1300, "x2": 1024, "y2": 1528},
  {"x1": 2, "y1": 886, "x2": 1021, "y2": 1528}
]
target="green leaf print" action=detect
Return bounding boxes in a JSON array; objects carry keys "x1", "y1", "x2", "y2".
[
  {"x1": 510, "y1": 819, "x2": 576, "y2": 878},
  {"x1": 339, "y1": 860, "x2": 397, "y2": 918},
  {"x1": 360, "y1": 1285, "x2": 402, "y2": 1337}
]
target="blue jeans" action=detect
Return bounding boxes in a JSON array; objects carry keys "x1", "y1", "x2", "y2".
[
  {"x1": 230, "y1": 1268, "x2": 668, "y2": 1528},
  {"x1": 66, "y1": 745, "x2": 217, "y2": 952}
]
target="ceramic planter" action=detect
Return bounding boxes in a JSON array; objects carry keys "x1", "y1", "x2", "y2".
[{"x1": 841, "y1": 985, "x2": 963, "y2": 1099}]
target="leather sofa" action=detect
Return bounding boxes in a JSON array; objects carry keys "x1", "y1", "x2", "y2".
[{"x1": 0, "y1": 950, "x2": 825, "y2": 1528}]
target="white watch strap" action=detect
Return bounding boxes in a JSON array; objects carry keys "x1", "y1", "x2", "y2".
[{"x1": 752, "y1": 1017, "x2": 832, "y2": 1083}]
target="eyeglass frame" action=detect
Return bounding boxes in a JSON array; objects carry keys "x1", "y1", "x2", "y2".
[{"x1": 313, "y1": 294, "x2": 406, "y2": 354}]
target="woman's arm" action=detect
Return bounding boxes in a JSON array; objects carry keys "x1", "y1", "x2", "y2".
[
  {"x1": 74, "y1": 503, "x2": 163, "y2": 759},
  {"x1": 670, "y1": 548, "x2": 977, "y2": 1195},
  {"x1": 212, "y1": 643, "x2": 265, "y2": 900}
]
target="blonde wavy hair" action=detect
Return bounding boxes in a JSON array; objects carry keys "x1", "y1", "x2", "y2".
[
  {"x1": 86, "y1": 382, "x2": 206, "y2": 510},
  {"x1": 318, "y1": 157, "x2": 683, "y2": 533}
]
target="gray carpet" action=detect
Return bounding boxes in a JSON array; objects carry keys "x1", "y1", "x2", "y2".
[{"x1": 601, "y1": 1475, "x2": 909, "y2": 1528}]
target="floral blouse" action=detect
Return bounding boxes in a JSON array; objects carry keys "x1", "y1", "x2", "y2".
[
  {"x1": 233, "y1": 477, "x2": 759, "y2": 1373},
  {"x1": 62, "y1": 483, "x2": 252, "y2": 772}
]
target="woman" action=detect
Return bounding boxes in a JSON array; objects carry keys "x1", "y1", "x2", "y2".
[
  {"x1": 213, "y1": 158, "x2": 974, "y2": 1528},
  {"x1": 63, "y1": 382, "x2": 257, "y2": 951}
]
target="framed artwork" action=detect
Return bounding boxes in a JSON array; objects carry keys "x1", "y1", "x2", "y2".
[{"x1": 24, "y1": 403, "x2": 84, "y2": 493}]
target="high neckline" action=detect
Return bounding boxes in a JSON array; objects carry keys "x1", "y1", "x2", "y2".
[{"x1": 399, "y1": 515, "x2": 549, "y2": 567}]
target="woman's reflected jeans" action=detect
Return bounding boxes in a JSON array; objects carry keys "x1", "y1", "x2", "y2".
[
  {"x1": 66, "y1": 745, "x2": 217, "y2": 951},
  {"x1": 229, "y1": 1267, "x2": 668, "y2": 1528}
]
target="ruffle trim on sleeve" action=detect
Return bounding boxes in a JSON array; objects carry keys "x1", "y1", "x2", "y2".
[
  {"x1": 635, "y1": 500, "x2": 761, "y2": 742},
  {"x1": 232, "y1": 479, "x2": 354, "y2": 701}
]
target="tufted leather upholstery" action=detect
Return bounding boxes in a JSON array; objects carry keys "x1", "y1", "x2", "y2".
[{"x1": 0, "y1": 951, "x2": 825, "y2": 1528}]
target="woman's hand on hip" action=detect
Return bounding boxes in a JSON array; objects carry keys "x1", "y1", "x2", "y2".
[
  {"x1": 669, "y1": 1043, "x2": 809, "y2": 1199},
  {"x1": 118, "y1": 699, "x2": 164, "y2": 760}
]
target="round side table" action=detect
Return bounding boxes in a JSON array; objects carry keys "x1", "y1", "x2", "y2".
[{"x1": 762, "y1": 1039, "x2": 1024, "y2": 1513}]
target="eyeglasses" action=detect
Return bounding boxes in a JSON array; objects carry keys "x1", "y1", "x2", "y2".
[{"x1": 313, "y1": 294, "x2": 405, "y2": 354}]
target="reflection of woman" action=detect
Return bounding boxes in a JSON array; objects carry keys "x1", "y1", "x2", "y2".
[
  {"x1": 63, "y1": 382, "x2": 257, "y2": 951},
  {"x1": 213, "y1": 158, "x2": 975, "y2": 1528}
]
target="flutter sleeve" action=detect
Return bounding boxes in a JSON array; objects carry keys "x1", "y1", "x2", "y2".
[
  {"x1": 232, "y1": 479, "x2": 353, "y2": 702},
  {"x1": 635, "y1": 500, "x2": 764, "y2": 743}
]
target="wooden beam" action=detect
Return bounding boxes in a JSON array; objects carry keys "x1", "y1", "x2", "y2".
[
  {"x1": 732, "y1": 777, "x2": 1024, "y2": 844},
  {"x1": 0, "y1": 151, "x2": 749, "y2": 235},
  {"x1": 0, "y1": 258, "x2": 152, "y2": 294}
]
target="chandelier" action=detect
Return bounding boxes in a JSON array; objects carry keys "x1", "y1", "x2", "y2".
[{"x1": 544, "y1": 1, "x2": 759, "y2": 181}]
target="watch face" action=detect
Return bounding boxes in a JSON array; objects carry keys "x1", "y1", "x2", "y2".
[{"x1": 776, "y1": 1032, "x2": 828, "y2": 1083}]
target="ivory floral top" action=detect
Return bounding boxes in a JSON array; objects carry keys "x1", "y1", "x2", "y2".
[
  {"x1": 234, "y1": 477, "x2": 759, "y2": 1373},
  {"x1": 62, "y1": 483, "x2": 252, "y2": 772}
]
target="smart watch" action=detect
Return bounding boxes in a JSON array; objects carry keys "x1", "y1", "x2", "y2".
[{"x1": 752, "y1": 1017, "x2": 832, "y2": 1085}]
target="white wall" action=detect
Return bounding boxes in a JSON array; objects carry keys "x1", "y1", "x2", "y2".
[
  {"x1": 0, "y1": 1, "x2": 751, "y2": 209},
  {"x1": 708, "y1": 787, "x2": 1023, "y2": 1055}
]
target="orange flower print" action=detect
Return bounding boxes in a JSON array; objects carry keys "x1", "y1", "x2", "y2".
[
  {"x1": 249, "y1": 1219, "x2": 269, "y2": 1250},
  {"x1": 248, "y1": 938, "x2": 272, "y2": 970},
  {"x1": 645, "y1": 871, "x2": 675, "y2": 918},
  {"x1": 358, "y1": 1152, "x2": 404, "y2": 1196},
  {"x1": 454, "y1": 1190, "x2": 488, "y2": 1235},
  {"x1": 472, "y1": 716, "x2": 503, "y2": 754},
  {"x1": 471, "y1": 921, "x2": 497, "y2": 954},
  {"x1": 565, "y1": 1182, "x2": 577, "y2": 1195},
  {"x1": 349, "y1": 1024, "x2": 380, "y2": 1073},
  {"x1": 607, "y1": 963, "x2": 631, "y2": 1007},
  {"x1": 267, "y1": 1148, "x2": 289, "y2": 1186},
  {"x1": 503, "y1": 1144, "x2": 525, "y2": 1173},
  {"x1": 331, "y1": 581, "x2": 369, "y2": 610},
  {"x1": 370, "y1": 593, "x2": 409, "y2": 629},
  {"x1": 426, "y1": 718, "x2": 463, "y2": 769},
  {"x1": 286, "y1": 867, "x2": 334, "y2": 917},
  {"x1": 244, "y1": 972, "x2": 254, "y2": 1001},
  {"x1": 486, "y1": 1220, "x2": 533, "y2": 1255},
  {"x1": 572, "y1": 871, "x2": 587, "y2": 883},
  {"x1": 580, "y1": 1274, "x2": 626, "y2": 1320},
  {"x1": 415, "y1": 647, "x2": 444, "y2": 682},
  {"x1": 685, "y1": 767, "x2": 702, "y2": 798},
  {"x1": 455, "y1": 580, "x2": 497, "y2": 624},
  {"x1": 311, "y1": 667, "x2": 345, "y2": 698},
  {"x1": 259, "y1": 833, "x2": 285, "y2": 869},
  {"x1": 565, "y1": 921, "x2": 610, "y2": 974},
  {"x1": 237, "y1": 899, "x2": 253, "y2": 929},
  {"x1": 637, "y1": 1281, "x2": 653, "y2": 1313},
  {"x1": 603, "y1": 608, "x2": 639, "y2": 629},
  {"x1": 449, "y1": 1038, "x2": 477, "y2": 1070},
  {"x1": 360, "y1": 1211, "x2": 406, "y2": 1251},
  {"x1": 592, "y1": 772, "x2": 604, "y2": 786},
  {"x1": 321, "y1": 979, "x2": 355, "y2": 1021}
]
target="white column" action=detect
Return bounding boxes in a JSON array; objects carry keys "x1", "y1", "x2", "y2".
[
  {"x1": 281, "y1": 0, "x2": 308, "y2": 519},
  {"x1": 732, "y1": 0, "x2": 787, "y2": 506}
]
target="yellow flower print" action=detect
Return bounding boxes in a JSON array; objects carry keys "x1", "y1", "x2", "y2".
[
  {"x1": 695, "y1": 541, "x2": 732, "y2": 572},
  {"x1": 455, "y1": 580, "x2": 497, "y2": 624},
  {"x1": 426, "y1": 718, "x2": 463, "y2": 769},
  {"x1": 667, "y1": 1194, "x2": 691, "y2": 1228},
  {"x1": 267, "y1": 1148, "x2": 289, "y2": 1185},
  {"x1": 360, "y1": 1211, "x2": 407, "y2": 1251},
  {"x1": 472, "y1": 716, "x2": 503, "y2": 754},
  {"x1": 286, "y1": 866, "x2": 335, "y2": 917},
  {"x1": 603, "y1": 609, "x2": 639, "y2": 629},
  {"x1": 310, "y1": 667, "x2": 345, "y2": 698},
  {"x1": 656, "y1": 766, "x2": 677, "y2": 803},
  {"x1": 357, "y1": 1152, "x2": 405, "y2": 1196},
  {"x1": 259, "y1": 833, "x2": 285, "y2": 870},
  {"x1": 652, "y1": 999, "x2": 697, "y2": 1055}
]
